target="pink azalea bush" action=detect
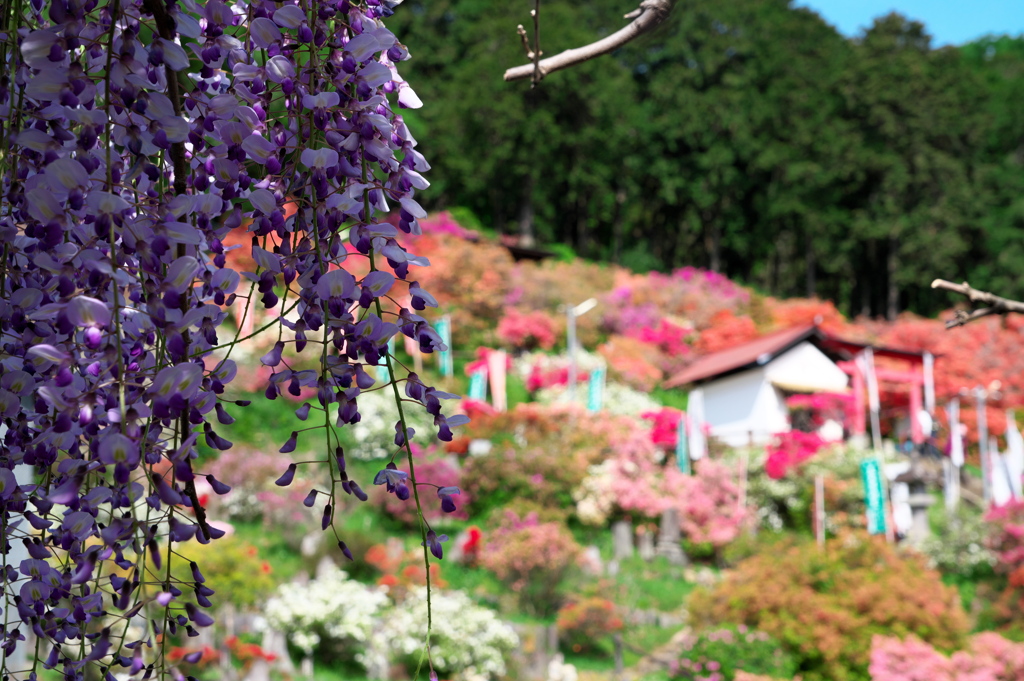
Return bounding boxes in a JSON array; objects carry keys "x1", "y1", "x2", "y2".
[
  {"x1": 869, "y1": 633, "x2": 1024, "y2": 681},
  {"x1": 671, "y1": 459, "x2": 750, "y2": 548},
  {"x1": 480, "y1": 511, "x2": 582, "y2": 616},
  {"x1": 985, "y1": 499, "x2": 1024, "y2": 572},
  {"x1": 376, "y1": 449, "x2": 470, "y2": 525},
  {"x1": 576, "y1": 432, "x2": 749, "y2": 547},
  {"x1": 496, "y1": 308, "x2": 560, "y2": 351}
]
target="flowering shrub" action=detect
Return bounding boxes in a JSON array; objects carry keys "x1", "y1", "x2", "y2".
[
  {"x1": 346, "y1": 388, "x2": 436, "y2": 461},
  {"x1": 557, "y1": 597, "x2": 624, "y2": 654},
  {"x1": 176, "y1": 537, "x2": 276, "y2": 610},
  {"x1": 375, "y1": 447, "x2": 469, "y2": 525},
  {"x1": 376, "y1": 587, "x2": 519, "y2": 681},
  {"x1": 603, "y1": 268, "x2": 749, "y2": 335},
  {"x1": 643, "y1": 407, "x2": 686, "y2": 449},
  {"x1": 689, "y1": 536, "x2": 968, "y2": 681},
  {"x1": 480, "y1": 512, "x2": 582, "y2": 615},
  {"x1": 575, "y1": 444, "x2": 747, "y2": 548},
  {"x1": 786, "y1": 392, "x2": 853, "y2": 432},
  {"x1": 672, "y1": 459, "x2": 750, "y2": 549},
  {"x1": 497, "y1": 308, "x2": 560, "y2": 351},
  {"x1": 264, "y1": 568, "x2": 389, "y2": 663},
  {"x1": 746, "y1": 444, "x2": 870, "y2": 534},
  {"x1": 921, "y1": 506, "x2": 996, "y2": 580},
  {"x1": 764, "y1": 430, "x2": 828, "y2": 479},
  {"x1": 670, "y1": 626, "x2": 797, "y2": 681},
  {"x1": 696, "y1": 310, "x2": 760, "y2": 353},
  {"x1": 986, "y1": 499, "x2": 1024, "y2": 572},
  {"x1": 461, "y1": 404, "x2": 650, "y2": 518},
  {"x1": 364, "y1": 538, "x2": 446, "y2": 600},
  {"x1": 205, "y1": 446, "x2": 299, "y2": 522},
  {"x1": 410, "y1": 232, "x2": 517, "y2": 341},
  {"x1": 868, "y1": 633, "x2": 1024, "y2": 681},
  {"x1": 598, "y1": 334, "x2": 665, "y2": 392},
  {"x1": 225, "y1": 636, "x2": 279, "y2": 669}
]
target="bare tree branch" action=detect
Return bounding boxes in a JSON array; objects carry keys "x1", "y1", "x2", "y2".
[
  {"x1": 931, "y1": 279, "x2": 1024, "y2": 328},
  {"x1": 503, "y1": 0, "x2": 673, "y2": 83}
]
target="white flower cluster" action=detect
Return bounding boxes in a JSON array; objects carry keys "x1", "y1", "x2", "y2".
[
  {"x1": 219, "y1": 488, "x2": 264, "y2": 522},
  {"x1": 377, "y1": 587, "x2": 519, "y2": 680},
  {"x1": 338, "y1": 388, "x2": 434, "y2": 460},
  {"x1": 535, "y1": 381, "x2": 660, "y2": 416},
  {"x1": 573, "y1": 460, "x2": 615, "y2": 526},
  {"x1": 264, "y1": 568, "x2": 390, "y2": 659}
]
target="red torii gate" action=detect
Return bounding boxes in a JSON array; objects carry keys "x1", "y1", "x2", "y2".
[{"x1": 822, "y1": 337, "x2": 933, "y2": 446}]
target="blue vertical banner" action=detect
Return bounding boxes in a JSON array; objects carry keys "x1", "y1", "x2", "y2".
[
  {"x1": 860, "y1": 458, "x2": 887, "y2": 535},
  {"x1": 376, "y1": 336, "x2": 394, "y2": 384},
  {"x1": 468, "y1": 368, "x2": 488, "y2": 401},
  {"x1": 587, "y1": 367, "x2": 605, "y2": 412},
  {"x1": 435, "y1": 315, "x2": 453, "y2": 378},
  {"x1": 676, "y1": 415, "x2": 690, "y2": 474}
]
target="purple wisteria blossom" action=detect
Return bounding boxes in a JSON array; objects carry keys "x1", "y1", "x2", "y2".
[{"x1": 0, "y1": 0, "x2": 462, "y2": 677}]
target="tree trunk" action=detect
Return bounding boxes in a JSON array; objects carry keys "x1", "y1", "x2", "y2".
[
  {"x1": 517, "y1": 176, "x2": 536, "y2": 248},
  {"x1": 805, "y1": 232, "x2": 816, "y2": 298},
  {"x1": 612, "y1": 189, "x2": 626, "y2": 264},
  {"x1": 704, "y1": 210, "x2": 721, "y2": 273},
  {"x1": 887, "y1": 235, "x2": 899, "y2": 320}
]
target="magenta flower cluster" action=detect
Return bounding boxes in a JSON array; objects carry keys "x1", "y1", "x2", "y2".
[{"x1": 0, "y1": 0, "x2": 458, "y2": 677}]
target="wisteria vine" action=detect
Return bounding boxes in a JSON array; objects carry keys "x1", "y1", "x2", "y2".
[{"x1": 0, "y1": 0, "x2": 462, "y2": 678}]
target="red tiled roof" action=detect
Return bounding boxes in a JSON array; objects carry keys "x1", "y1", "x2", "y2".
[{"x1": 663, "y1": 325, "x2": 818, "y2": 388}]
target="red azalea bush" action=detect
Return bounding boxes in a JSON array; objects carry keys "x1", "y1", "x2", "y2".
[
  {"x1": 869, "y1": 633, "x2": 1024, "y2": 681},
  {"x1": 557, "y1": 597, "x2": 624, "y2": 654},
  {"x1": 480, "y1": 511, "x2": 582, "y2": 616},
  {"x1": 765, "y1": 430, "x2": 828, "y2": 479},
  {"x1": 642, "y1": 407, "x2": 686, "y2": 450},
  {"x1": 497, "y1": 308, "x2": 560, "y2": 351}
]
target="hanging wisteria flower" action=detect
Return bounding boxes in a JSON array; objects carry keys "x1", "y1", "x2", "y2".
[{"x1": 0, "y1": 0, "x2": 464, "y2": 678}]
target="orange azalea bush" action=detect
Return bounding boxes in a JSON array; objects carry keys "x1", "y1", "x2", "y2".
[
  {"x1": 557, "y1": 597, "x2": 624, "y2": 653},
  {"x1": 598, "y1": 334, "x2": 664, "y2": 392},
  {"x1": 689, "y1": 536, "x2": 968, "y2": 681}
]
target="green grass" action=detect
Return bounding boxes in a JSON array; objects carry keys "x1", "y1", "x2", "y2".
[
  {"x1": 613, "y1": 556, "x2": 696, "y2": 612},
  {"x1": 650, "y1": 388, "x2": 688, "y2": 411},
  {"x1": 622, "y1": 624, "x2": 681, "y2": 666}
]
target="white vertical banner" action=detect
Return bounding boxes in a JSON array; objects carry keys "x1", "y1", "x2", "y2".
[
  {"x1": 687, "y1": 388, "x2": 707, "y2": 461},
  {"x1": 992, "y1": 437, "x2": 1014, "y2": 507},
  {"x1": 923, "y1": 352, "x2": 936, "y2": 415},
  {"x1": 863, "y1": 348, "x2": 882, "y2": 452},
  {"x1": 1006, "y1": 410, "x2": 1024, "y2": 500},
  {"x1": 948, "y1": 398, "x2": 964, "y2": 466},
  {"x1": 487, "y1": 350, "x2": 508, "y2": 412}
]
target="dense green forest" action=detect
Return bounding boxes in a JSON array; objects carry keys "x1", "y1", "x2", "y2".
[{"x1": 389, "y1": 0, "x2": 1024, "y2": 319}]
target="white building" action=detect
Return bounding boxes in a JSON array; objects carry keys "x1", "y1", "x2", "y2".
[{"x1": 664, "y1": 326, "x2": 850, "y2": 447}]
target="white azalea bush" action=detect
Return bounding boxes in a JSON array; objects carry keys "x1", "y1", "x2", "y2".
[
  {"x1": 377, "y1": 587, "x2": 519, "y2": 681},
  {"x1": 264, "y1": 568, "x2": 389, "y2": 665},
  {"x1": 341, "y1": 388, "x2": 435, "y2": 460}
]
